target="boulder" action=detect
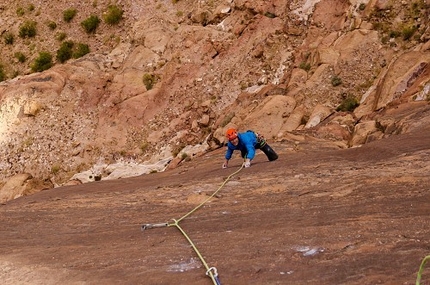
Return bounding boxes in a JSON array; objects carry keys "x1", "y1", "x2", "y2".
[
  {"x1": 279, "y1": 105, "x2": 306, "y2": 134},
  {"x1": 349, "y1": 120, "x2": 378, "y2": 147},
  {"x1": 374, "y1": 52, "x2": 430, "y2": 110},
  {"x1": 305, "y1": 104, "x2": 333, "y2": 128},
  {"x1": 243, "y1": 95, "x2": 297, "y2": 138},
  {"x1": 375, "y1": 0, "x2": 391, "y2": 10},
  {"x1": 23, "y1": 100, "x2": 43, "y2": 116},
  {"x1": 314, "y1": 48, "x2": 340, "y2": 66},
  {"x1": 0, "y1": 173, "x2": 33, "y2": 203}
]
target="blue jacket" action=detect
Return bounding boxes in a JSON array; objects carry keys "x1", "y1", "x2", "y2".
[{"x1": 225, "y1": 131, "x2": 258, "y2": 160}]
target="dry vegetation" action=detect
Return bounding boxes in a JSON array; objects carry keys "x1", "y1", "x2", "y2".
[{"x1": 0, "y1": 0, "x2": 128, "y2": 78}]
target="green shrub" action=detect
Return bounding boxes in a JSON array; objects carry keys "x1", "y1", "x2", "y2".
[
  {"x1": 299, "y1": 61, "x2": 311, "y2": 71},
  {"x1": 103, "y1": 5, "x2": 123, "y2": 25},
  {"x1": 388, "y1": 30, "x2": 401, "y2": 38},
  {"x1": 0, "y1": 64, "x2": 6, "y2": 82},
  {"x1": 47, "y1": 21, "x2": 57, "y2": 30},
  {"x1": 19, "y1": 20, "x2": 37, "y2": 38},
  {"x1": 31, "y1": 51, "x2": 53, "y2": 72},
  {"x1": 51, "y1": 164, "x2": 61, "y2": 174},
  {"x1": 81, "y1": 15, "x2": 100, "y2": 34},
  {"x1": 57, "y1": 41, "x2": 90, "y2": 62},
  {"x1": 16, "y1": 7, "x2": 25, "y2": 16},
  {"x1": 63, "y1": 8, "x2": 77, "y2": 23},
  {"x1": 4, "y1": 32, "x2": 14, "y2": 45},
  {"x1": 14, "y1": 52, "x2": 27, "y2": 63},
  {"x1": 402, "y1": 25, "x2": 417, "y2": 40},
  {"x1": 28, "y1": 4, "x2": 35, "y2": 12},
  {"x1": 359, "y1": 3, "x2": 366, "y2": 10},
  {"x1": 264, "y1": 12, "x2": 276, "y2": 18},
  {"x1": 142, "y1": 73, "x2": 157, "y2": 90},
  {"x1": 73, "y1": 43, "x2": 90, "y2": 58},
  {"x1": 181, "y1": 152, "x2": 188, "y2": 160},
  {"x1": 57, "y1": 41, "x2": 74, "y2": 63},
  {"x1": 409, "y1": 1, "x2": 425, "y2": 18},
  {"x1": 331, "y1": 75, "x2": 342, "y2": 87},
  {"x1": 140, "y1": 142, "x2": 149, "y2": 153},
  {"x1": 336, "y1": 95, "x2": 359, "y2": 112},
  {"x1": 56, "y1": 32, "x2": 67, "y2": 41}
]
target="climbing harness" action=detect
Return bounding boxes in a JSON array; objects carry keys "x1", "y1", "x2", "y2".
[
  {"x1": 253, "y1": 132, "x2": 278, "y2": 161},
  {"x1": 255, "y1": 132, "x2": 267, "y2": 148},
  {"x1": 142, "y1": 163, "x2": 244, "y2": 285}
]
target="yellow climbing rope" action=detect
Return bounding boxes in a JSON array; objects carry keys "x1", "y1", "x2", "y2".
[
  {"x1": 174, "y1": 164, "x2": 244, "y2": 224},
  {"x1": 142, "y1": 163, "x2": 244, "y2": 285},
  {"x1": 416, "y1": 255, "x2": 430, "y2": 285}
]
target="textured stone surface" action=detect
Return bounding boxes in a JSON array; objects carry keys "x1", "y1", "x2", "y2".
[
  {"x1": 1, "y1": 119, "x2": 429, "y2": 284},
  {"x1": 1, "y1": 0, "x2": 430, "y2": 200}
]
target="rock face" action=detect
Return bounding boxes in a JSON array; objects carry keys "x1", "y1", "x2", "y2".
[
  {"x1": 1, "y1": 0, "x2": 430, "y2": 200},
  {"x1": 0, "y1": 173, "x2": 32, "y2": 203},
  {"x1": 1, "y1": 124, "x2": 430, "y2": 284}
]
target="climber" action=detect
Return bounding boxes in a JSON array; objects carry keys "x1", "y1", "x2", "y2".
[{"x1": 222, "y1": 128, "x2": 278, "y2": 168}]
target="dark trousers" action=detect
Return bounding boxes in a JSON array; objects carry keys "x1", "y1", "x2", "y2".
[{"x1": 241, "y1": 136, "x2": 278, "y2": 161}]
